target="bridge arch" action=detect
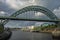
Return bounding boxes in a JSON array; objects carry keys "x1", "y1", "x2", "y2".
[
  {"x1": 0, "y1": 6, "x2": 59, "y2": 33},
  {"x1": 11, "y1": 5, "x2": 58, "y2": 20},
  {"x1": 3, "y1": 5, "x2": 58, "y2": 25}
]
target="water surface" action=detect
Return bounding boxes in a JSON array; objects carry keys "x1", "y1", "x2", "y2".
[{"x1": 9, "y1": 30, "x2": 52, "y2": 40}]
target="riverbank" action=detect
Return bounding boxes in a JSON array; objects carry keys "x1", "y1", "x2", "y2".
[{"x1": 0, "y1": 31, "x2": 12, "y2": 40}]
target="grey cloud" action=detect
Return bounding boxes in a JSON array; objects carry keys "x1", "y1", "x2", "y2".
[
  {"x1": 53, "y1": 7, "x2": 60, "y2": 19},
  {"x1": 35, "y1": 0, "x2": 60, "y2": 11},
  {"x1": 0, "y1": 1, "x2": 16, "y2": 16},
  {"x1": 45, "y1": 0, "x2": 60, "y2": 11},
  {"x1": 17, "y1": 11, "x2": 50, "y2": 20},
  {"x1": 5, "y1": 20, "x2": 36, "y2": 28}
]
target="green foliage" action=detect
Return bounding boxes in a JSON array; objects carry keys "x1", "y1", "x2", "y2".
[
  {"x1": 33, "y1": 24, "x2": 57, "y2": 31},
  {"x1": 0, "y1": 24, "x2": 4, "y2": 33},
  {"x1": 33, "y1": 26, "x2": 41, "y2": 31}
]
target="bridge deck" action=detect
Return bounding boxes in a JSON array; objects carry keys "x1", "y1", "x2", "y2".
[{"x1": 0, "y1": 17, "x2": 59, "y2": 22}]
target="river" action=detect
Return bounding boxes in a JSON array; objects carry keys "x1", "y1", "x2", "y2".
[{"x1": 9, "y1": 30, "x2": 54, "y2": 40}]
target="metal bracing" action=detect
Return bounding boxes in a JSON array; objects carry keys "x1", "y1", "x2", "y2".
[
  {"x1": 11, "y1": 6, "x2": 58, "y2": 19},
  {"x1": 2, "y1": 5, "x2": 58, "y2": 25}
]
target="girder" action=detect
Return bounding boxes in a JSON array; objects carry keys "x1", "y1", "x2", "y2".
[
  {"x1": 0, "y1": 17, "x2": 59, "y2": 22},
  {"x1": 2, "y1": 5, "x2": 58, "y2": 25}
]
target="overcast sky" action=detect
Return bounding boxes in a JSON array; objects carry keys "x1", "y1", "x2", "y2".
[{"x1": 0, "y1": 0, "x2": 60, "y2": 28}]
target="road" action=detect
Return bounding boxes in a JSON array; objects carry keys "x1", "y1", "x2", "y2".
[{"x1": 9, "y1": 30, "x2": 52, "y2": 40}]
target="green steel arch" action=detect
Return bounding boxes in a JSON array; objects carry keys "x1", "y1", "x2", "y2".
[
  {"x1": 3, "y1": 5, "x2": 58, "y2": 25},
  {"x1": 11, "y1": 5, "x2": 58, "y2": 20}
]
